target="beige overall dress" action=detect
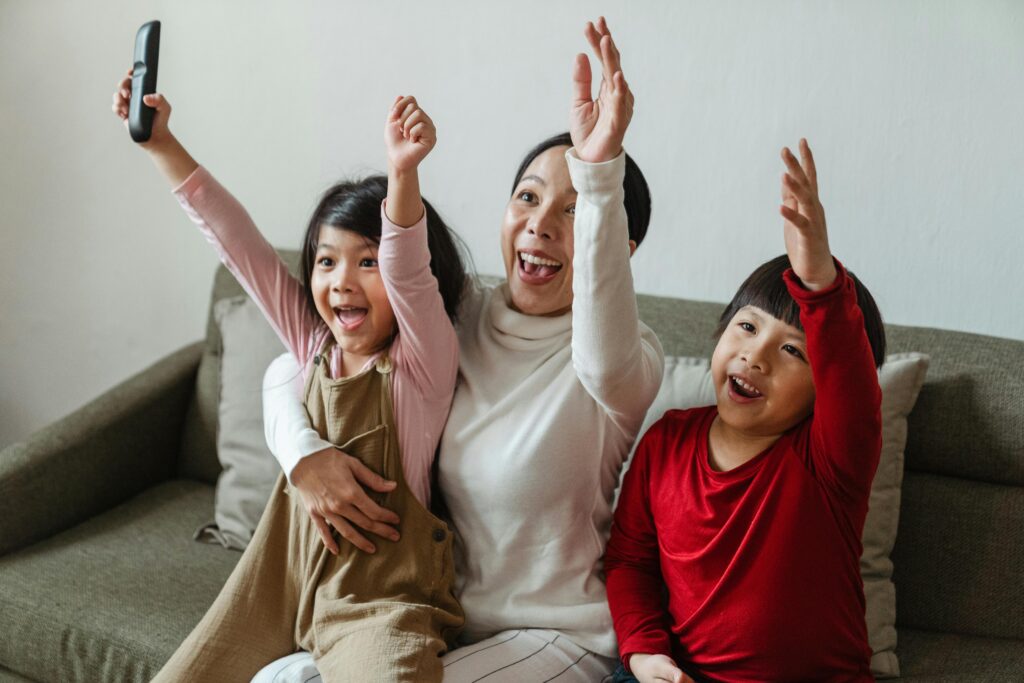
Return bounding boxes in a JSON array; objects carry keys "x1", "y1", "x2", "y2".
[{"x1": 153, "y1": 342, "x2": 463, "y2": 683}]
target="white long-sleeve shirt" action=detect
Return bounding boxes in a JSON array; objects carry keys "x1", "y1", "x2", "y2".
[{"x1": 263, "y1": 149, "x2": 664, "y2": 657}]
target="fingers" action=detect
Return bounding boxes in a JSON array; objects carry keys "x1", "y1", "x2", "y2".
[
  {"x1": 781, "y1": 146, "x2": 811, "y2": 189},
  {"x1": 389, "y1": 95, "x2": 435, "y2": 143},
  {"x1": 800, "y1": 137, "x2": 818, "y2": 192},
  {"x1": 572, "y1": 53, "x2": 593, "y2": 107},
  {"x1": 584, "y1": 17, "x2": 623, "y2": 88},
  {"x1": 310, "y1": 512, "x2": 340, "y2": 555},
  {"x1": 343, "y1": 505, "x2": 401, "y2": 542},
  {"x1": 348, "y1": 455, "x2": 399, "y2": 496},
  {"x1": 347, "y1": 457, "x2": 401, "y2": 525},
  {"x1": 782, "y1": 171, "x2": 815, "y2": 206},
  {"x1": 780, "y1": 198, "x2": 811, "y2": 231},
  {"x1": 324, "y1": 512, "x2": 376, "y2": 554}
]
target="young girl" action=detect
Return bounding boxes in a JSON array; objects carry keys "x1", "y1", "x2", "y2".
[
  {"x1": 112, "y1": 73, "x2": 467, "y2": 682},
  {"x1": 605, "y1": 140, "x2": 886, "y2": 683}
]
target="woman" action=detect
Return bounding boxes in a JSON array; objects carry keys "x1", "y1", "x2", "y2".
[{"x1": 258, "y1": 17, "x2": 663, "y2": 682}]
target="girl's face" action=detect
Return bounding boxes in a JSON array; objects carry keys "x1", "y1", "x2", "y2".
[
  {"x1": 501, "y1": 146, "x2": 577, "y2": 316},
  {"x1": 310, "y1": 225, "x2": 396, "y2": 361},
  {"x1": 711, "y1": 305, "x2": 816, "y2": 438}
]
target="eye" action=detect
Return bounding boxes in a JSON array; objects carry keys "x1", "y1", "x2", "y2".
[
  {"x1": 359, "y1": 258, "x2": 378, "y2": 268},
  {"x1": 517, "y1": 190, "x2": 536, "y2": 203},
  {"x1": 782, "y1": 343, "x2": 806, "y2": 360},
  {"x1": 738, "y1": 321, "x2": 756, "y2": 334},
  {"x1": 566, "y1": 204, "x2": 576, "y2": 216},
  {"x1": 317, "y1": 257, "x2": 334, "y2": 268}
]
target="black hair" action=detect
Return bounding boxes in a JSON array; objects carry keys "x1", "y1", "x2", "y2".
[
  {"x1": 510, "y1": 132, "x2": 652, "y2": 248},
  {"x1": 713, "y1": 254, "x2": 887, "y2": 368},
  {"x1": 299, "y1": 175, "x2": 468, "y2": 324}
]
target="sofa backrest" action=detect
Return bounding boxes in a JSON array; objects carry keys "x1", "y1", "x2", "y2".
[{"x1": 180, "y1": 256, "x2": 1024, "y2": 640}]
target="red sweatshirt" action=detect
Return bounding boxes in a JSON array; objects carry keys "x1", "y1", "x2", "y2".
[{"x1": 605, "y1": 265, "x2": 882, "y2": 682}]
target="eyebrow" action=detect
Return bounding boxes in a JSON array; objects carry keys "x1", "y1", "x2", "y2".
[{"x1": 518, "y1": 174, "x2": 546, "y2": 187}]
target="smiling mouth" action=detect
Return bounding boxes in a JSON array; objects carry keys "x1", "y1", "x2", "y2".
[
  {"x1": 517, "y1": 251, "x2": 563, "y2": 283},
  {"x1": 333, "y1": 306, "x2": 368, "y2": 330},
  {"x1": 729, "y1": 375, "x2": 764, "y2": 400}
]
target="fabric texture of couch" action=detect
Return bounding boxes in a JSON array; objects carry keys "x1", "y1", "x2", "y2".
[{"x1": 1, "y1": 254, "x2": 1021, "y2": 682}]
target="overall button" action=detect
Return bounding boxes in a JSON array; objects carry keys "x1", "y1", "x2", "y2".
[{"x1": 432, "y1": 528, "x2": 446, "y2": 543}]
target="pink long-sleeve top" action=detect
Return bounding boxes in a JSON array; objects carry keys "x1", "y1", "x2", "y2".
[{"x1": 173, "y1": 166, "x2": 458, "y2": 507}]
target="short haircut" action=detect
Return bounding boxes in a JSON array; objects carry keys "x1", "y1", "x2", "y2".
[
  {"x1": 299, "y1": 175, "x2": 468, "y2": 323},
  {"x1": 713, "y1": 254, "x2": 887, "y2": 368},
  {"x1": 510, "y1": 132, "x2": 652, "y2": 248}
]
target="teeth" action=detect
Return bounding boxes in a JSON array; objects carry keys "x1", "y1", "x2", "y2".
[
  {"x1": 732, "y1": 376, "x2": 761, "y2": 395},
  {"x1": 519, "y1": 251, "x2": 562, "y2": 267}
]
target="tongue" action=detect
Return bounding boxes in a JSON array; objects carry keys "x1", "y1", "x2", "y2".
[
  {"x1": 338, "y1": 308, "x2": 367, "y2": 324},
  {"x1": 523, "y1": 260, "x2": 559, "y2": 278}
]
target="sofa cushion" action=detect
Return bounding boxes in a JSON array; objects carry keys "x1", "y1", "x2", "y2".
[
  {"x1": 896, "y1": 628, "x2": 1024, "y2": 680},
  {"x1": 0, "y1": 480, "x2": 238, "y2": 683},
  {"x1": 177, "y1": 251, "x2": 303, "y2": 485},
  {"x1": 194, "y1": 296, "x2": 288, "y2": 550}
]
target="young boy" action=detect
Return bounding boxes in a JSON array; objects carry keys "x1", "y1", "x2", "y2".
[{"x1": 605, "y1": 139, "x2": 886, "y2": 683}]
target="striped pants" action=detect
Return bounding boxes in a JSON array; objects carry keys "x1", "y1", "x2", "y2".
[{"x1": 252, "y1": 629, "x2": 617, "y2": 682}]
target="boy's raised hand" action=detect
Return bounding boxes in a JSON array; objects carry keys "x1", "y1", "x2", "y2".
[
  {"x1": 629, "y1": 653, "x2": 694, "y2": 683},
  {"x1": 111, "y1": 68, "x2": 173, "y2": 150},
  {"x1": 385, "y1": 95, "x2": 436, "y2": 173},
  {"x1": 570, "y1": 16, "x2": 634, "y2": 163},
  {"x1": 780, "y1": 138, "x2": 837, "y2": 291}
]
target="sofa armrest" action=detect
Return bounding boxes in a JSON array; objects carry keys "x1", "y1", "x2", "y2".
[{"x1": 0, "y1": 341, "x2": 204, "y2": 556}]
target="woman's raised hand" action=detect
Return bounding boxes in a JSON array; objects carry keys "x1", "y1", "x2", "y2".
[
  {"x1": 111, "y1": 68, "x2": 173, "y2": 150},
  {"x1": 780, "y1": 138, "x2": 837, "y2": 291},
  {"x1": 385, "y1": 95, "x2": 437, "y2": 174},
  {"x1": 570, "y1": 17, "x2": 635, "y2": 164},
  {"x1": 290, "y1": 446, "x2": 401, "y2": 555}
]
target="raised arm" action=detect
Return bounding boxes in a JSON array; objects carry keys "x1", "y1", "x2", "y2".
[
  {"x1": 568, "y1": 18, "x2": 664, "y2": 432},
  {"x1": 380, "y1": 96, "x2": 459, "y2": 399},
  {"x1": 779, "y1": 140, "x2": 882, "y2": 504},
  {"x1": 112, "y1": 69, "x2": 316, "y2": 361}
]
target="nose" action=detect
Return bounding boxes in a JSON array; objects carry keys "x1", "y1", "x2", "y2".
[
  {"x1": 526, "y1": 202, "x2": 562, "y2": 241},
  {"x1": 741, "y1": 339, "x2": 770, "y2": 374},
  {"x1": 330, "y1": 262, "x2": 358, "y2": 294}
]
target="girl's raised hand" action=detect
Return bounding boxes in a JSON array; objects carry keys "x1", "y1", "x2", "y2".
[
  {"x1": 570, "y1": 16, "x2": 634, "y2": 164},
  {"x1": 385, "y1": 95, "x2": 436, "y2": 174},
  {"x1": 111, "y1": 67, "x2": 173, "y2": 150},
  {"x1": 780, "y1": 138, "x2": 837, "y2": 291}
]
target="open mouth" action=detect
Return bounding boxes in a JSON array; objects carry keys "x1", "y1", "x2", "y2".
[
  {"x1": 517, "y1": 250, "x2": 563, "y2": 284},
  {"x1": 333, "y1": 306, "x2": 368, "y2": 331},
  {"x1": 728, "y1": 375, "x2": 764, "y2": 401}
]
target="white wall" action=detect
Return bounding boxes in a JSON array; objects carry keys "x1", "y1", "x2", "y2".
[{"x1": 2, "y1": 0, "x2": 1021, "y2": 447}]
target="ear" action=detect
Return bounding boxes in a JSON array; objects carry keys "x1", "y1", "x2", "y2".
[{"x1": 628, "y1": 239, "x2": 637, "y2": 257}]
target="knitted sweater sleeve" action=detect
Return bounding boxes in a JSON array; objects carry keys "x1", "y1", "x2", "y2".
[{"x1": 566, "y1": 149, "x2": 665, "y2": 435}]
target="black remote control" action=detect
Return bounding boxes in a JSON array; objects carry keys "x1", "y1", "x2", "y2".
[{"x1": 129, "y1": 21, "x2": 161, "y2": 143}]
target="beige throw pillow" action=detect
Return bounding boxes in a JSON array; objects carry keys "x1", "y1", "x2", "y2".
[
  {"x1": 194, "y1": 296, "x2": 289, "y2": 551},
  {"x1": 631, "y1": 352, "x2": 929, "y2": 679}
]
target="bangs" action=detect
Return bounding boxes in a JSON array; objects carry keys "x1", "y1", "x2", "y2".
[{"x1": 715, "y1": 255, "x2": 800, "y2": 336}]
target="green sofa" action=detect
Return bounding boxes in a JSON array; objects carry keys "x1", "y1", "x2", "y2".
[{"x1": 1, "y1": 257, "x2": 1022, "y2": 682}]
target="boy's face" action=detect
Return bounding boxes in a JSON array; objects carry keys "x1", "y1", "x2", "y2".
[{"x1": 711, "y1": 305, "x2": 816, "y2": 437}]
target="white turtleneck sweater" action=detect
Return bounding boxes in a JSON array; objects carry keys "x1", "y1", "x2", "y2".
[{"x1": 262, "y1": 149, "x2": 664, "y2": 657}]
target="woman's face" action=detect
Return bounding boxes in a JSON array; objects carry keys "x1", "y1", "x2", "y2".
[{"x1": 501, "y1": 145, "x2": 577, "y2": 316}]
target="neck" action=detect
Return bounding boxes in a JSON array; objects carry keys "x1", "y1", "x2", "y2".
[
  {"x1": 338, "y1": 351, "x2": 373, "y2": 378},
  {"x1": 707, "y1": 415, "x2": 783, "y2": 472}
]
